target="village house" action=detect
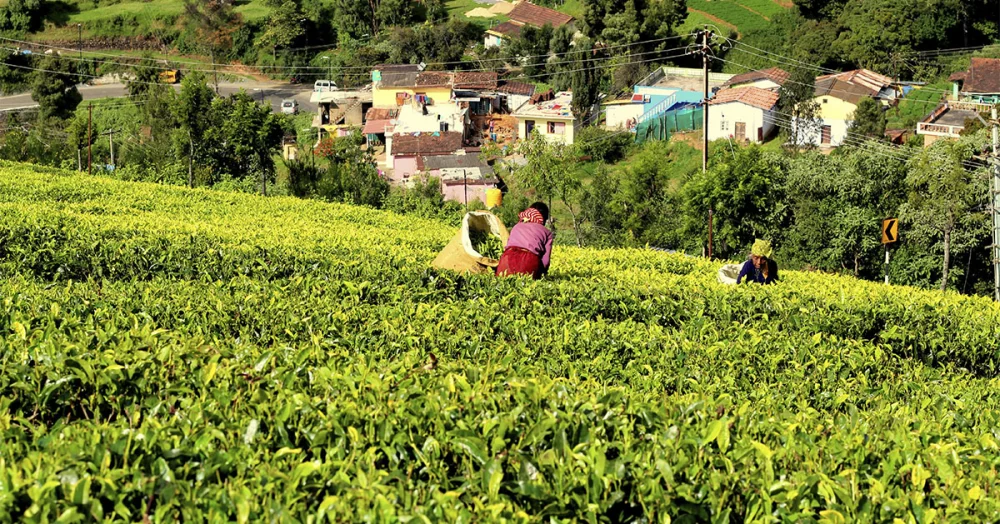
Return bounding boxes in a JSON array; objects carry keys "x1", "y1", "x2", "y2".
[
  {"x1": 308, "y1": 89, "x2": 373, "y2": 142},
  {"x1": 792, "y1": 69, "x2": 894, "y2": 147},
  {"x1": 388, "y1": 132, "x2": 465, "y2": 182},
  {"x1": 484, "y1": 2, "x2": 573, "y2": 48},
  {"x1": 371, "y1": 65, "x2": 453, "y2": 108},
  {"x1": 512, "y1": 90, "x2": 579, "y2": 145},
  {"x1": 707, "y1": 86, "x2": 779, "y2": 144},
  {"x1": 949, "y1": 58, "x2": 1000, "y2": 104},
  {"x1": 629, "y1": 66, "x2": 734, "y2": 131}
]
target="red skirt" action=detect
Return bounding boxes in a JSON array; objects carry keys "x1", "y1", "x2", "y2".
[{"x1": 496, "y1": 247, "x2": 544, "y2": 280}]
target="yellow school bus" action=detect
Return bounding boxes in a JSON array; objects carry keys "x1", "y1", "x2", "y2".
[{"x1": 159, "y1": 69, "x2": 181, "y2": 84}]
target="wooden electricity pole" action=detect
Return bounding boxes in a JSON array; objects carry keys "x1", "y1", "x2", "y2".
[
  {"x1": 87, "y1": 102, "x2": 92, "y2": 176},
  {"x1": 701, "y1": 29, "x2": 713, "y2": 175}
]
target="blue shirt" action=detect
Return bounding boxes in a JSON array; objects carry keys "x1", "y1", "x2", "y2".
[{"x1": 736, "y1": 259, "x2": 778, "y2": 284}]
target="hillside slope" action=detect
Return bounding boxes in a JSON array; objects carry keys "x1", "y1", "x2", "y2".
[{"x1": 1, "y1": 163, "x2": 999, "y2": 520}]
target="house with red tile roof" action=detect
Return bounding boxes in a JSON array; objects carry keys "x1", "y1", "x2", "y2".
[
  {"x1": 722, "y1": 67, "x2": 790, "y2": 91},
  {"x1": 707, "y1": 87, "x2": 780, "y2": 143},
  {"x1": 484, "y1": 2, "x2": 574, "y2": 48}
]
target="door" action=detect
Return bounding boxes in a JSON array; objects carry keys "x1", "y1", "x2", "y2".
[
  {"x1": 821, "y1": 125, "x2": 832, "y2": 144},
  {"x1": 734, "y1": 122, "x2": 746, "y2": 142},
  {"x1": 524, "y1": 120, "x2": 535, "y2": 137}
]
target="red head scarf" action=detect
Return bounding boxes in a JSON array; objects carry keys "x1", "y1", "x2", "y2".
[{"x1": 518, "y1": 207, "x2": 544, "y2": 224}]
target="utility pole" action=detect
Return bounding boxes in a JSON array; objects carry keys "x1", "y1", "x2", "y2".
[
  {"x1": 991, "y1": 105, "x2": 999, "y2": 301},
  {"x1": 87, "y1": 102, "x2": 92, "y2": 176},
  {"x1": 463, "y1": 169, "x2": 468, "y2": 212},
  {"x1": 77, "y1": 24, "x2": 82, "y2": 59},
  {"x1": 701, "y1": 28, "x2": 713, "y2": 175},
  {"x1": 211, "y1": 49, "x2": 219, "y2": 95},
  {"x1": 707, "y1": 208, "x2": 713, "y2": 260},
  {"x1": 188, "y1": 129, "x2": 194, "y2": 188},
  {"x1": 108, "y1": 129, "x2": 114, "y2": 167}
]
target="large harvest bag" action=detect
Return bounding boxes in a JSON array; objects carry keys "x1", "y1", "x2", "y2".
[
  {"x1": 717, "y1": 263, "x2": 741, "y2": 285},
  {"x1": 431, "y1": 212, "x2": 510, "y2": 274}
]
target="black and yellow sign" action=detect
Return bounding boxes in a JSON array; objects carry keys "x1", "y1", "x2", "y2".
[{"x1": 882, "y1": 218, "x2": 898, "y2": 244}]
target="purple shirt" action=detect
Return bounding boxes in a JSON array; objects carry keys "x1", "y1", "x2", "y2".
[{"x1": 506, "y1": 222, "x2": 554, "y2": 268}]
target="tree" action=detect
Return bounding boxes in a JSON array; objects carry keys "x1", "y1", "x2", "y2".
[
  {"x1": 584, "y1": 0, "x2": 687, "y2": 51},
  {"x1": 183, "y1": 0, "x2": 241, "y2": 93},
  {"x1": 258, "y1": 0, "x2": 306, "y2": 61},
  {"x1": 902, "y1": 139, "x2": 984, "y2": 291},
  {"x1": 207, "y1": 91, "x2": 287, "y2": 194},
  {"x1": 570, "y1": 39, "x2": 600, "y2": 126},
  {"x1": 0, "y1": 0, "x2": 46, "y2": 34},
  {"x1": 31, "y1": 56, "x2": 81, "y2": 121},
  {"x1": 682, "y1": 145, "x2": 789, "y2": 258},
  {"x1": 779, "y1": 67, "x2": 820, "y2": 151},
  {"x1": 175, "y1": 72, "x2": 215, "y2": 187},
  {"x1": 306, "y1": 131, "x2": 388, "y2": 206},
  {"x1": 846, "y1": 96, "x2": 887, "y2": 142},
  {"x1": 782, "y1": 147, "x2": 907, "y2": 276}
]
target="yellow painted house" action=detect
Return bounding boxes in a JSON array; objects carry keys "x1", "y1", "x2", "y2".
[
  {"x1": 793, "y1": 69, "x2": 894, "y2": 147},
  {"x1": 372, "y1": 66, "x2": 454, "y2": 108},
  {"x1": 513, "y1": 91, "x2": 579, "y2": 145}
]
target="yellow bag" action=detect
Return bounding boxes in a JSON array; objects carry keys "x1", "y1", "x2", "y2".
[
  {"x1": 485, "y1": 188, "x2": 503, "y2": 209},
  {"x1": 431, "y1": 212, "x2": 510, "y2": 274}
]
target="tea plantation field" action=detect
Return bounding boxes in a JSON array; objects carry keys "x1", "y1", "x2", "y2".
[{"x1": 1, "y1": 163, "x2": 1000, "y2": 521}]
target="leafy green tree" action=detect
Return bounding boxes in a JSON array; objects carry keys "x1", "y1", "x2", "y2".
[
  {"x1": 207, "y1": 91, "x2": 287, "y2": 194},
  {"x1": 0, "y1": 0, "x2": 46, "y2": 34},
  {"x1": 780, "y1": 67, "x2": 820, "y2": 151},
  {"x1": 31, "y1": 56, "x2": 81, "y2": 121},
  {"x1": 305, "y1": 131, "x2": 388, "y2": 206},
  {"x1": 682, "y1": 145, "x2": 789, "y2": 258},
  {"x1": 507, "y1": 24, "x2": 554, "y2": 79},
  {"x1": 175, "y1": 72, "x2": 215, "y2": 187},
  {"x1": 846, "y1": 97, "x2": 887, "y2": 142},
  {"x1": 782, "y1": 147, "x2": 907, "y2": 276},
  {"x1": 902, "y1": 139, "x2": 984, "y2": 291},
  {"x1": 584, "y1": 0, "x2": 687, "y2": 51},
  {"x1": 259, "y1": 0, "x2": 306, "y2": 61},
  {"x1": 570, "y1": 39, "x2": 600, "y2": 125},
  {"x1": 183, "y1": 0, "x2": 241, "y2": 91}
]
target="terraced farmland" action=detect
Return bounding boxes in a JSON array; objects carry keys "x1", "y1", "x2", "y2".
[{"x1": 685, "y1": 0, "x2": 790, "y2": 35}]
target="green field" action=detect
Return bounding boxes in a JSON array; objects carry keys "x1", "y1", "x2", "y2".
[
  {"x1": 886, "y1": 81, "x2": 950, "y2": 129},
  {"x1": 686, "y1": 0, "x2": 789, "y2": 35},
  {"x1": 1, "y1": 163, "x2": 1000, "y2": 520}
]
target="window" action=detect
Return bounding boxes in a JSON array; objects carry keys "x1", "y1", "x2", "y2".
[
  {"x1": 548, "y1": 121, "x2": 566, "y2": 134},
  {"x1": 821, "y1": 125, "x2": 832, "y2": 144},
  {"x1": 822, "y1": 98, "x2": 828, "y2": 104}
]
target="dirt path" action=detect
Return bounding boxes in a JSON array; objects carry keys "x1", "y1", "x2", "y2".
[
  {"x1": 736, "y1": 4, "x2": 770, "y2": 21},
  {"x1": 688, "y1": 8, "x2": 740, "y2": 37},
  {"x1": 772, "y1": 0, "x2": 794, "y2": 7}
]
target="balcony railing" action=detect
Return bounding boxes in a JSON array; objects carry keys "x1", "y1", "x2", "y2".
[{"x1": 916, "y1": 122, "x2": 962, "y2": 137}]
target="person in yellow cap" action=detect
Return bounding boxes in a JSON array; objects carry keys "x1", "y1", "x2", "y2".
[{"x1": 736, "y1": 239, "x2": 779, "y2": 284}]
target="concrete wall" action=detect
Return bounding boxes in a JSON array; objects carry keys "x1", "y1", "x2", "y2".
[
  {"x1": 391, "y1": 155, "x2": 420, "y2": 182},
  {"x1": 441, "y1": 180, "x2": 490, "y2": 205},
  {"x1": 605, "y1": 104, "x2": 643, "y2": 130},
  {"x1": 708, "y1": 102, "x2": 774, "y2": 143}
]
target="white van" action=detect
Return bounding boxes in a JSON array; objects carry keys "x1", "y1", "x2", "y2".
[{"x1": 313, "y1": 80, "x2": 338, "y2": 92}]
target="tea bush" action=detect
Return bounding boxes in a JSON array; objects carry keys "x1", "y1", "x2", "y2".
[{"x1": 1, "y1": 166, "x2": 999, "y2": 521}]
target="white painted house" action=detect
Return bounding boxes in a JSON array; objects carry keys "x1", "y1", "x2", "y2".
[{"x1": 707, "y1": 87, "x2": 779, "y2": 143}]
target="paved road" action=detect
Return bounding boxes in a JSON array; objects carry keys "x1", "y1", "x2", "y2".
[{"x1": 0, "y1": 81, "x2": 317, "y2": 114}]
